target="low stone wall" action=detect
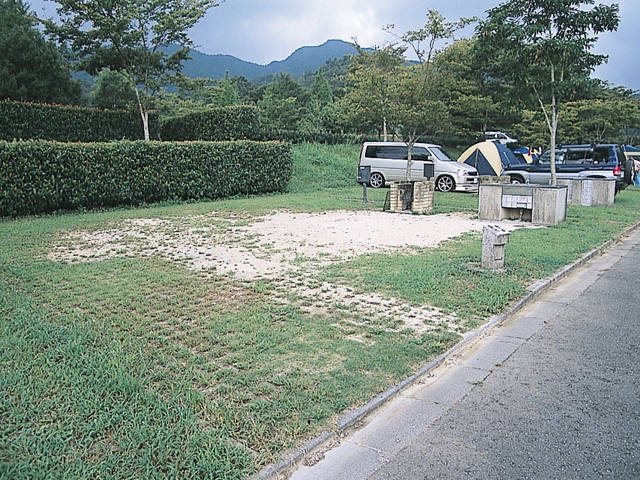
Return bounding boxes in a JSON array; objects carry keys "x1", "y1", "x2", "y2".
[
  {"x1": 557, "y1": 178, "x2": 615, "y2": 206},
  {"x1": 478, "y1": 183, "x2": 567, "y2": 225},
  {"x1": 389, "y1": 181, "x2": 434, "y2": 213}
]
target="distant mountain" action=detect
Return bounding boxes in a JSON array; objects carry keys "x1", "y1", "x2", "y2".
[{"x1": 181, "y1": 39, "x2": 359, "y2": 81}]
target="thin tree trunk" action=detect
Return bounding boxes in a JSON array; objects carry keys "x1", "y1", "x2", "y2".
[
  {"x1": 133, "y1": 84, "x2": 150, "y2": 141},
  {"x1": 550, "y1": 106, "x2": 558, "y2": 186},
  {"x1": 549, "y1": 64, "x2": 558, "y2": 186},
  {"x1": 406, "y1": 140, "x2": 414, "y2": 182},
  {"x1": 534, "y1": 64, "x2": 559, "y2": 186}
]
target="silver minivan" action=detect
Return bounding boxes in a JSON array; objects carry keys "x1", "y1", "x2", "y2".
[{"x1": 357, "y1": 142, "x2": 479, "y2": 192}]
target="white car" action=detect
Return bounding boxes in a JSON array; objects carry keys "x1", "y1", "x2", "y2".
[
  {"x1": 357, "y1": 142, "x2": 479, "y2": 192},
  {"x1": 485, "y1": 131, "x2": 518, "y2": 145}
]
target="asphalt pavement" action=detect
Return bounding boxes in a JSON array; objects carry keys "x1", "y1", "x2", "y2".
[{"x1": 281, "y1": 226, "x2": 640, "y2": 480}]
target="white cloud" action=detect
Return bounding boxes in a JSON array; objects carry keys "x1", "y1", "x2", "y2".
[
  {"x1": 190, "y1": 0, "x2": 498, "y2": 63},
  {"x1": 190, "y1": 0, "x2": 387, "y2": 63}
]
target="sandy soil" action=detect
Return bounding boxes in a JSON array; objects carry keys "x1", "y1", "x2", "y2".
[{"x1": 49, "y1": 210, "x2": 529, "y2": 334}]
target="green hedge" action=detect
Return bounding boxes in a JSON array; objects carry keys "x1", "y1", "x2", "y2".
[
  {"x1": 0, "y1": 101, "x2": 158, "y2": 142},
  {"x1": 0, "y1": 140, "x2": 292, "y2": 217},
  {"x1": 160, "y1": 105, "x2": 262, "y2": 141}
]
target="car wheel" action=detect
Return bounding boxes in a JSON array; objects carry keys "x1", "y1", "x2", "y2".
[
  {"x1": 436, "y1": 175, "x2": 455, "y2": 192},
  {"x1": 510, "y1": 175, "x2": 525, "y2": 184},
  {"x1": 369, "y1": 172, "x2": 385, "y2": 188}
]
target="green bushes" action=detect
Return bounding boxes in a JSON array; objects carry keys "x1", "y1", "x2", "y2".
[
  {"x1": 0, "y1": 102, "x2": 293, "y2": 217},
  {"x1": 0, "y1": 140, "x2": 292, "y2": 217},
  {"x1": 0, "y1": 100, "x2": 158, "y2": 141},
  {"x1": 160, "y1": 105, "x2": 262, "y2": 141}
]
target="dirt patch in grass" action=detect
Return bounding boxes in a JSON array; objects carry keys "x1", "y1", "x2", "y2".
[{"x1": 49, "y1": 210, "x2": 528, "y2": 335}]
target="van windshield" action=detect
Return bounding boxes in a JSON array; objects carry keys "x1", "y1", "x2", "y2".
[{"x1": 429, "y1": 146, "x2": 456, "y2": 162}]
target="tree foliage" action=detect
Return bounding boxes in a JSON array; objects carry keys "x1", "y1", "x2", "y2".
[
  {"x1": 11, "y1": 0, "x2": 632, "y2": 150},
  {"x1": 433, "y1": 39, "x2": 511, "y2": 142},
  {"x1": 301, "y1": 71, "x2": 335, "y2": 137},
  {"x1": 476, "y1": 0, "x2": 620, "y2": 183},
  {"x1": 0, "y1": 0, "x2": 80, "y2": 104},
  {"x1": 338, "y1": 44, "x2": 406, "y2": 139},
  {"x1": 45, "y1": 0, "x2": 220, "y2": 139},
  {"x1": 258, "y1": 73, "x2": 309, "y2": 133},
  {"x1": 382, "y1": 10, "x2": 474, "y2": 179},
  {"x1": 89, "y1": 68, "x2": 137, "y2": 110}
]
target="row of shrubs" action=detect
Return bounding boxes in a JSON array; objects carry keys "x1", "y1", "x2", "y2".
[
  {"x1": 0, "y1": 101, "x2": 267, "y2": 143},
  {"x1": 0, "y1": 100, "x2": 158, "y2": 142},
  {"x1": 1, "y1": 100, "x2": 365, "y2": 144},
  {"x1": 0, "y1": 140, "x2": 292, "y2": 217},
  {"x1": 161, "y1": 105, "x2": 262, "y2": 141}
]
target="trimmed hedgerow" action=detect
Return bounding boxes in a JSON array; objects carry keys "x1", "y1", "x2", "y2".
[
  {"x1": 0, "y1": 140, "x2": 292, "y2": 217},
  {"x1": 0, "y1": 100, "x2": 158, "y2": 142},
  {"x1": 160, "y1": 105, "x2": 262, "y2": 141}
]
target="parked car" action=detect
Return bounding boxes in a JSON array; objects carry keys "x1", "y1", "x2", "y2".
[
  {"x1": 502, "y1": 144, "x2": 634, "y2": 192},
  {"x1": 357, "y1": 142, "x2": 479, "y2": 192},
  {"x1": 484, "y1": 131, "x2": 518, "y2": 145}
]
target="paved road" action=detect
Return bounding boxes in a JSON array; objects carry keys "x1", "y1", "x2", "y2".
[{"x1": 288, "y1": 229, "x2": 640, "y2": 479}]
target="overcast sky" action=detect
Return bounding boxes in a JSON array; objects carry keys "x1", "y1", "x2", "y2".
[{"x1": 29, "y1": 0, "x2": 639, "y2": 91}]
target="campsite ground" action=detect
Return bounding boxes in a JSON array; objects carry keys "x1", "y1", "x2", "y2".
[{"x1": 3, "y1": 143, "x2": 640, "y2": 479}]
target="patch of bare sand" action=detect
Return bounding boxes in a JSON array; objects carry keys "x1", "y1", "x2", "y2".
[{"x1": 48, "y1": 210, "x2": 530, "y2": 334}]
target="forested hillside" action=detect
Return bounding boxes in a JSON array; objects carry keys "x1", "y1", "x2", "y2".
[{"x1": 180, "y1": 39, "x2": 359, "y2": 81}]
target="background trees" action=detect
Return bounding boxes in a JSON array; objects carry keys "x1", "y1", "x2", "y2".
[
  {"x1": 476, "y1": 0, "x2": 620, "y2": 183},
  {"x1": 89, "y1": 69, "x2": 137, "y2": 110},
  {"x1": 385, "y1": 10, "x2": 473, "y2": 179},
  {"x1": 45, "y1": 0, "x2": 220, "y2": 140},
  {"x1": 0, "y1": 0, "x2": 80, "y2": 104},
  {"x1": 5, "y1": 1, "x2": 638, "y2": 150},
  {"x1": 258, "y1": 73, "x2": 309, "y2": 134},
  {"x1": 338, "y1": 44, "x2": 406, "y2": 140},
  {"x1": 302, "y1": 71, "x2": 335, "y2": 139}
]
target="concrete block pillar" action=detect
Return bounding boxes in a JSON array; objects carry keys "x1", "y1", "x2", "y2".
[
  {"x1": 532, "y1": 185, "x2": 567, "y2": 225},
  {"x1": 389, "y1": 182, "x2": 413, "y2": 211},
  {"x1": 412, "y1": 181, "x2": 434, "y2": 213},
  {"x1": 478, "y1": 184, "x2": 504, "y2": 221},
  {"x1": 482, "y1": 224, "x2": 510, "y2": 271}
]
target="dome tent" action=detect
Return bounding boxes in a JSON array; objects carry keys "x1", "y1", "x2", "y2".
[
  {"x1": 623, "y1": 145, "x2": 640, "y2": 159},
  {"x1": 458, "y1": 140, "x2": 526, "y2": 176}
]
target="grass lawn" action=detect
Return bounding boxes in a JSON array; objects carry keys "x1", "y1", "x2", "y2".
[{"x1": 2, "y1": 143, "x2": 640, "y2": 479}]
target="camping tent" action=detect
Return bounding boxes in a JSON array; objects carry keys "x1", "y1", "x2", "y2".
[
  {"x1": 458, "y1": 140, "x2": 527, "y2": 176},
  {"x1": 623, "y1": 145, "x2": 640, "y2": 160}
]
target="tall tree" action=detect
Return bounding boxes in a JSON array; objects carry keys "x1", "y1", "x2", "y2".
[
  {"x1": 0, "y1": 0, "x2": 79, "y2": 103},
  {"x1": 45, "y1": 0, "x2": 220, "y2": 140},
  {"x1": 258, "y1": 73, "x2": 308, "y2": 133},
  {"x1": 303, "y1": 70, "x2": 334, "y2": 137},
  {"x1": 339, "y1": 44, "x2": 406, "y2": 140},
  {"x1": 218, "y1": 70, "x2": 239, "y2": 107},
  {"x1": 476, "y1": 0, "x2": 619, "y2": 184},
  {"x1": 385, "y1": 9, "x2": 474, "y2": 180},
  {"x1": 433, "y1": 39, "x2": 507, "y2": 143},
  {"x1": 89, "y1": 68, "x2": 137, "y2": 110}
]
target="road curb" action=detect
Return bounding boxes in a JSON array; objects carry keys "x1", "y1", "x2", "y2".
[{"x1": 255, "y1": 219, "x2": 640, "y2": 480}]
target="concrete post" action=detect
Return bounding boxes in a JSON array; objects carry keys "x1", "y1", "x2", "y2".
[
  {"x1": 478, "y1": 184, "x2": 504, "y2": 221},
  {"x1": 482, "y1": 224, "x2": 510, "y2": 271}
]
